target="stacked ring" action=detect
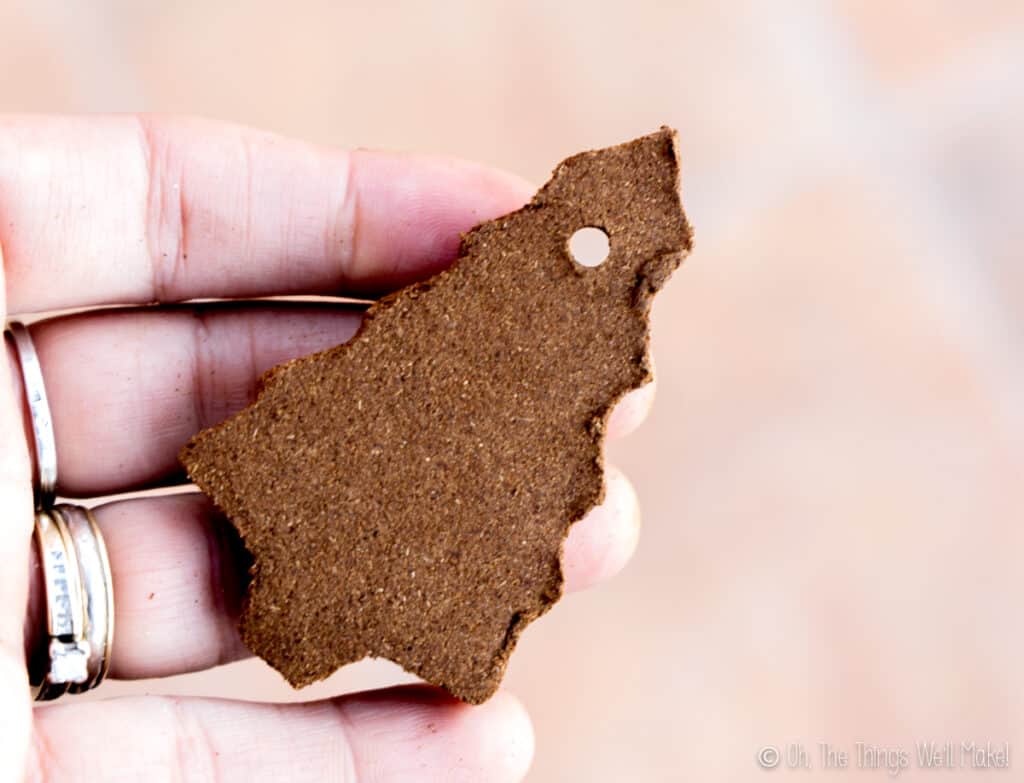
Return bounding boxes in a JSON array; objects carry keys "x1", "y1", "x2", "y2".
[
  {"x1": 54, "y1": 504, "x2": 114, "y2": 693},
  {"x1": 6, "y1": 320, "x2": 115, "y2": 701},
  {"x1": 29, "y1": 509, "x2": 92, "y2": 701}
]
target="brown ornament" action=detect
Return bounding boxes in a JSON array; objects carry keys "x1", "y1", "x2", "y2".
[{"x1": 180, "y1": 127, "x2": 693, "y2": 703}]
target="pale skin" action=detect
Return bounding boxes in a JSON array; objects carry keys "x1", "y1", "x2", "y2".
[{"x1": 0, "y1": 116, "x2": 654, "y2": 782}]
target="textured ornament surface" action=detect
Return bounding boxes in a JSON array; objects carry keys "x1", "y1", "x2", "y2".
[{"x1": 180, "y1": 127, "x2": 693, "y2": 703}]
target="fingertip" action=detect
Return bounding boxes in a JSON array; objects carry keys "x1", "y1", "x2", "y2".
[
  {"x1": 346, "y1": 151, "x2": 534, "y2": 292},
  {"x1": 467, "y1": 689, "x2": 535, "y2": 783},
  {"x1": 457, "y1": 161, "x2": 536, "y2": 208},
  {"x1": 606, "y1": 377, "x2": 656, "y2": 439},
  {"x1": 562, "y1": 465, "x2": 641, "y2": 592}
]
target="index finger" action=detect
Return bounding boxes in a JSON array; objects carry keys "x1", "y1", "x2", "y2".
[{"x1": 0, "y1": 114, "x2": 534, "y2": 314}]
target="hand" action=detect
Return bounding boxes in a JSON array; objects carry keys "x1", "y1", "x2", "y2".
[{"x1": 0, "y1": 115, "x2": 652, "y2": 782}]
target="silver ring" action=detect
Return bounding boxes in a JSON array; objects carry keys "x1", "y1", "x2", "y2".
[
  {"x1": 30, "y1": 509, "x2": 91, "y2": 701},
  {"x1": 54, "y1": 504, "x2": 114, "y2": 692},
  {"x1": 5, "y1": 321, "x2": 58, "y2": 508}
]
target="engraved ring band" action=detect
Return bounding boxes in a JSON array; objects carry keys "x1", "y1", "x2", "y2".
[{"x1": 5, "y1": 320, "x2": 115, "y2": 701}]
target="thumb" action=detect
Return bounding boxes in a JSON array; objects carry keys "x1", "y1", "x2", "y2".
[{"x1": 0, "y1": 243, "x2": 36, "y2": 782}]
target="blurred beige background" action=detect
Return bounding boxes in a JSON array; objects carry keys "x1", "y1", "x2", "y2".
[{"x1": 5, "y1": 1, "x2": 1024, "y2": 780}]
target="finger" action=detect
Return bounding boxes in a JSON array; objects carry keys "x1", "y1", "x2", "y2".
[
  {"x1": 0, "y1": 253, "x2": 34, "y2": 783},
  {"x1": 0, "y1": 115, "x2": 533, "y2": 314},
  {"x1": 12, "y1": 304, "x2": 364, "y2": 496},
  {"x1": 30, "y1": 685, "x2": 533, "y2": 783},
  {"x1": 22, "y1": 493, "x2": 249, "y2": 680},
  {"x1": 17, "y1": 306, "x2": 650, "y2": 497},
  {"x1": 91, "y1": 493, "x2": 247, "y2": 680},
  {"x1": 25, "y1": 465, "x2": 640, "y2": 680}
]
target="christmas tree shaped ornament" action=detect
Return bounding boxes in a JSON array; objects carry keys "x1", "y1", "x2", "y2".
[{"x1": 181, "y1": 127, "x2": 693, "y2": 703}]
